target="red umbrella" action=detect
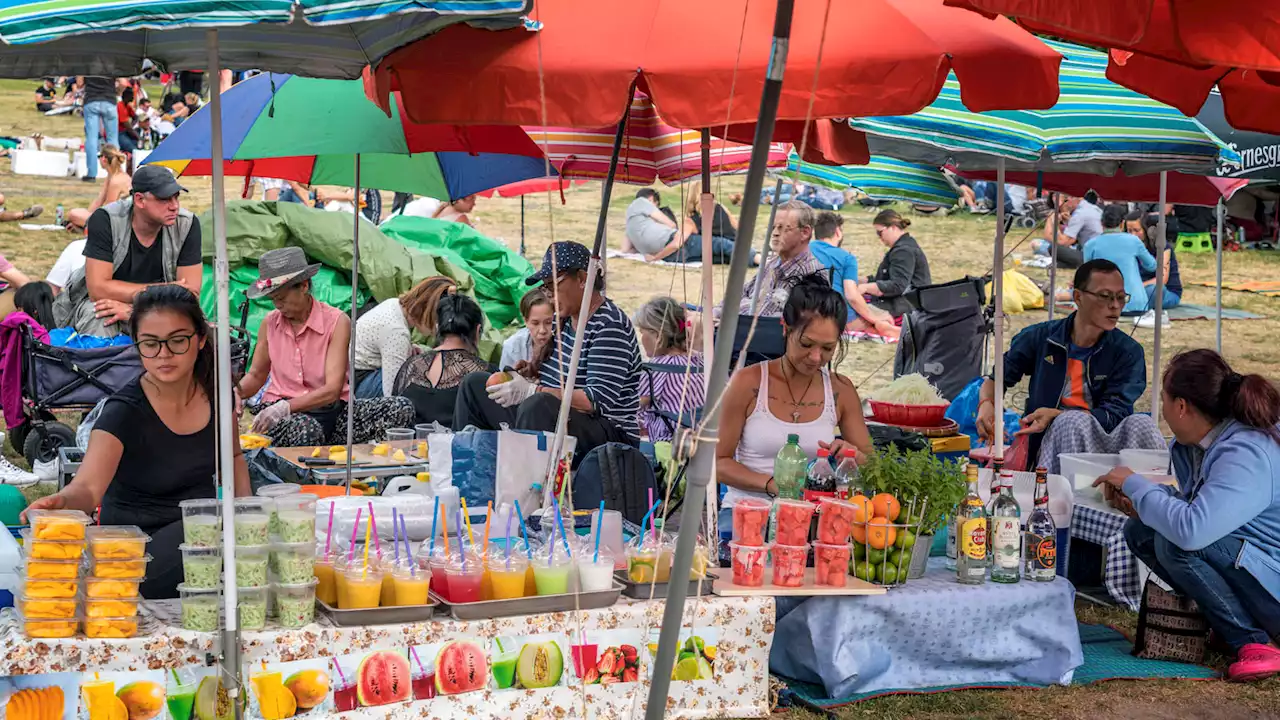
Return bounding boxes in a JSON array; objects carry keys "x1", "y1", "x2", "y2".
[
  {"x1": 954, "y1": 168, "x2": 1247, "y2": 206},
  {"x1": 945, "y1": 0, "x2": 1280, "y2": 133},
  {"x1": 480, "y1": 177, "x2": 589, "y2": 199},
  {"x1": 366, "y1": 0, "x2": 1061, "y2": 129}
]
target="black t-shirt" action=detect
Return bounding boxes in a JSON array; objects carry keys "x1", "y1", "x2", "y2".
[
  {"x1": 84, "y1": 208, "x2": 202, "y2": 284},
  {"x1": 690, "y1": 204, "x2": 737, "y2": 241},
  {"x1": 83, "y1": 76, "x2": 116, "y2": 105},
  {"x1": 35, "y1": 85, "x2": 54, "y2": 101}
]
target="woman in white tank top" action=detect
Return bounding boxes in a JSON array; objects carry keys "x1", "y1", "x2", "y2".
[{"x1": 717, "y1": 274, "x2": 874, "y2": 522}]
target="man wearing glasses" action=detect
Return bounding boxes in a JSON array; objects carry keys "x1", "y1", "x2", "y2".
[
  {"x1": 976, "y1": 259, "x2": 1164, "y2": 471},
  {"x1": 733, "y1": 200, "x2": 826, "y2": 317},
  {"x1": 52, "y1": 165, "x2": 202, "y2": 335}
]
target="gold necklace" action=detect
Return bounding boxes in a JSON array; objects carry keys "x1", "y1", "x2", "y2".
[{"x1": 780, "y1": 358, "x2": 817, "y2": 423}]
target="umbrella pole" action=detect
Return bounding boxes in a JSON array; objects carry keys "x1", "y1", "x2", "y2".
[
  {"x1": 1048, "y1": 192, "x2": 1058, "y2": 321},
  {"x1": 520, "y1": 195, "x2": 526, "y2": 257},
  {"x1": 1217, "y1": 199, "x2": 1224, "y2": 354},
  {"x1": 993, "y1": 161, "x2": 1006, "y2": 461},
  {"x1": 1152, "y1": 171, "x2": 1167, "y2": 421},
  {"x1": 206, "y1": 29, "x2": 241, "y2": 718},
  {"x1": 345, "y1": 155, "x2": 362, "y2": 493},
  {"x1": 647, "y1": 2, "x2": 796, "y2": 715},
  {"x1": 699, "y1": 129, "x2": 714, "y2": 381}
]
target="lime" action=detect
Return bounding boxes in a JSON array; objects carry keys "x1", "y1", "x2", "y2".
[
  {"x1": 895, "y1": 530, "x2": 917, "y2": 550},
  {"x1": 853, "y1": 561, "x2": 875, "y2": 582},
  {"x1": 850, "y1": 542, "x2": 867, "y2": 561},
  {"x1": 674, "y1": 657, "x2": 701, "y2": 681},
  {"x1": 887, "y1": 549, "x2": 905, "y2": 568},
  {"x1": 866, "y1": 547, "x2": 885, "y2": 566},
  {"x1": 878, "y1": 564, "x2": 899, "y2": 585},
  {"x1": 696, "y1": 657, "x2": 715, "y2": 680}
]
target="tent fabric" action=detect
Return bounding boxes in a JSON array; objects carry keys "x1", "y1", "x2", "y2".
[
  {"x1": 0, "y1": 0, "x2": 531, "y2": 78},
  {"x1": 783, "y1": 154, "x2": 958, "y2": 207},
  {"x1": 1196, "y1": 92, "x2": 1280, "y2": 181}
]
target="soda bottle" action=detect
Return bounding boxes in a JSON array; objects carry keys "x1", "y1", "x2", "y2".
[
  {"x1": 990, "y1": 470, "x2": 1022, "y2": 583},
  {"x1": 1023, "y1": 466, "x2": 1057, "y2": 582},
  {"x1": 955, "y1": 463, "x2": 987, "y2": 585},
  {"x1": 834, "y1": 448, "x2": 859, "y2": 501},
  {"x1": 772, "y1": 434, "x2": 808, "y2": 500},
  {"x1": 804, "y1": 448, "x2": 836, "y2": 502}
]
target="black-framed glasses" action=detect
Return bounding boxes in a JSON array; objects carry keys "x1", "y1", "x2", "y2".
[
  {"x1": 135, "y1": 334, "x2": 195, "y2": 358},
  {"x1": 1079, "y1": 289, "x2": 1130, "y2": 306}
]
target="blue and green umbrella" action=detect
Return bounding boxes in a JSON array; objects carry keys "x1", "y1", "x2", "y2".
[{"x1": 782, "y1": 153, "x2": 957, "y2": 206}]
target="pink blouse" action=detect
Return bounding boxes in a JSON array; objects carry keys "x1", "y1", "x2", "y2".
[{"x1": 262, "y1": 300, "x2": 350, "y2": 404}]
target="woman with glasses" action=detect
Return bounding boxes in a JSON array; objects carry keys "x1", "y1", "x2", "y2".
[
  {"x1": 856, "y1": 209, "x2": 931, "y2": 321},
  {"x1": 23, "y1": 285, "x2": 251, "y2": 599}
]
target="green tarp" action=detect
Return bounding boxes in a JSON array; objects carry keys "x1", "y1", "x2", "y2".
[{"x1": 197, "y1": 201, "x2": 531, "y2": 361}]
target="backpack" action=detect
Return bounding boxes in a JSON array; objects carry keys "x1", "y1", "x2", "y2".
[{"x1": 573, "y1": 443, "x2": 658, "y2": 526}]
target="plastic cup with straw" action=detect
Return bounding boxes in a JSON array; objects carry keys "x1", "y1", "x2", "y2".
[
  {"x1": 409, "y1": 647, "x2": 430, "y2": 699},
  {"x1": 366, "y1": 501, "x2": 382, "y2": 560},
  {"x1": 534, "y1": 496, "x2": 573, "y2": 596},
  {"x1": 514, "y1": 500, "x2": 532, "y2": 561},
  {"x1": 332, "y1": 659, "x2": 354, "y2": 712},
  {"x1": 447, "y1": 508, "x2": 483, "y2": 602}
]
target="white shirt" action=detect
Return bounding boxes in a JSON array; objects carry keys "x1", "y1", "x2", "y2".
[
  {"x1": 47, "y1": 238, "x2": 87, "y2": 289},
  {"x1": 499, "y1": 327, "x2": 533, "y2": 370},
  {"x1": 352, "y1": 298, "x2": 413, "y2": 396},
  {"x1": 385, "y1": 197, "x2": 443, "y2": 223}
]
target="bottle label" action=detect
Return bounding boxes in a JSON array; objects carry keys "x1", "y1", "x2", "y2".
[
  {"x1": 1025, "y1": 532, "x2": 1057, "y2": 572},
  {"x1": 803, "y1": 489, "x2": 836, "y2": 503},
  {"x1": 993, "y1": 518, "x2": 1020, "y2": 569},
  {"x1": 960, "y1": 518, "x2": 986, "y2": 560}
]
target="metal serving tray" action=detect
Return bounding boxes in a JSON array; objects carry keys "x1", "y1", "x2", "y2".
[
  {"x1": 613, "y1": 571, "x2": 718, "y2": 600},
  {"x1": 434, "y1": 583, "x2": 624, "y2": 621},
  {"x1": 317, "y1": 598, "x2": 439, "y2": 626}
]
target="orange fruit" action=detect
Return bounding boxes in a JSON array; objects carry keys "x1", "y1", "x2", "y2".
[
  {"x1": 871, "y1": 493, "x2": 901, "y2": 522},
  {"x1": 850, "y1": 521, "x2": 868, "y2": 545},
  {"x1": 866, "y1": 516, "x2": 898, "y2": 550},
  {"x1": 848, "y1": 495, "x2": 872, "y2": 524}
]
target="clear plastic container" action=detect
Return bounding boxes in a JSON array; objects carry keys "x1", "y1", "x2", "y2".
[
  {"x1": 340, "y1": 568, "x2": 382, "y2": 610},
  {"x1": 17, "y1": 612, "x2": 78, "y2": 638},
  {"x1": 235, "y1": 545, "x2": 269, "y2": 587},
  {"x1": 21, "y1": 578, "x2": 77, "y2": 599},
  {"x1": 731, "y1": 498, "x2": 771, "y2": 546},
  {"x1": 177, "y1": 584, "x2": 222, "y2": 632},
  {"x1": 274, "y1": 494, "x2": 317, "y2": 544},
  {"x1": 270, "y1": 541, "x2": 315, "y2": 584},
  {"x1": 813, "y1": 542, "x2": 852, "y2": 588},
  {"x1": 238, "y1": 585, "x2": 268, "y2": 631},
  {"x1": 577, "y1": 554, "x2": 615, "y2": 593},
  {"x1": 84, "y1": 595, "x2": 141, "y2": 618},
  {"x1": 770, "y1": 543, "x2": 808, "y2": 588},
  {"x1": 86, "y1": 526, "x2": 152, "y2": 560},
  {"x1": 274, "y1": 579, "x2": 317, "y2": 628},
  {"x1": 86, "y1": 554, "x2": 152, "y2": 580},
  {"x1": 84, "y1": 615, "x2": 138, "y2": 639},
  {"x1": 814, "y1": 497, "x2": 858, "y2": 545},
  {"x1": 180, "y1": 544, "x2": 222, "y2": 589},
  {"x1": 22, "y1": 557, "x2": 80, "y2": 580},
  {"x1": 26, "y1": 509, "x2": 91, "y2": 541},
  {"x1": 17, "y1": 594, "x2": 78, "y2": 619},
  {"x1": 180, "y1": 499, "x2": 221, "y2": 547},
  {"x1": 728, "y1": 542, "x2": 770, "y2": 587},
  {"x1": 84, "y1": 576, "x2": 143, "y2": 599},
  {"x1": 234, "y1": 498, "x2": 272, "y2": 545},
  {"x1": 771, "y1": 499, "x2": 816, "y2": 546},
  {"x1": 19, "y1": 529, "x2": 85, "y2": 561}
]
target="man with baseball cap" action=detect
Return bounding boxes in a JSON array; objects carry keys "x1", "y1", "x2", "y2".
[
  {"x1": 53, "y1": 165, "x2": 202, "y2": 335},
  {"x1": 454, "y1": 241, "x2": 643, "y2": 461}
]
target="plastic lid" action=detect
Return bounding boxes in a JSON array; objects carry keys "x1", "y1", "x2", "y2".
[
  {"x1": 180, "y1": 498, "x2": 220, "y2": 510},
  {"x1": 234, "y1": 497, "x2": 270, "y2": 512},
  {"x1": 234, "y1": 544, "x2": 269, "y2": 555},
  {"x1": 272, "y1": 578, "x2": 318, "y2": 590},
  {"x1": 176, "y1": 583, "x2": 223, "y2": 594},
  {"x1": 817, "y1": 448, "x2": 830, "y2": 457},
  {"x1": 787, "y1": 433, "x2": 800, "y2": 443},
  {"x1": 86, "y1": 526, "x2": 152, "y2": 542},
  {"x1": 26, "y1": 509, "x2": 92, "y2": 525},
  {"x1": 19, "y1": 529, "x2": 84, "y2": 544},
  {"x1": 255, "y1": 484, "x2": 301, "y2": 498},
  {"x1": 270, "y1": 541, "x2": 315, "y2": 552},
  {"x1": 90, "y1": 553, "x2": 153, "y2": 564},
  {"x1": 773, "y1": 498, "x2": 815, "y2": 510},
  {"x1": 771, "y1": 542, "x2": 810, "y2": 551},
  {"x1": 736, "y1": 497, "x2": 772, "y2": 509},
  {"x1": 840, "y1": 448, "x2": 857, "y2": 457},
  {"x1": 179, "y1": 543, "x2": 222, "y2": 553},
  {"x1": 85, "y1": 574, "x2": 146, "y2": 583}
]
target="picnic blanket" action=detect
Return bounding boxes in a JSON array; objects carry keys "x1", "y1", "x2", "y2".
[
  {"x1": 1054, "y1": 301, "x2": 1262, "y2": 321},
  {"x1": 606, "y1": 248, "x2": 704, "y2": 269},
  {"x1": 1193, "y1": 280, "x2": 1280, "y2": 297}
]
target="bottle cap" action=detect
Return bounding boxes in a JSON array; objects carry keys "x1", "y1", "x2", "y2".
[
  {"x1": 787, "y1": 433, "x2": 799, "y2": 443},
  {"x1": 840, "y1": 448, "x2": 856, "y2": 457},
  {"x1": 817, "y1": 449, "x2": 829, "y2": 458}
]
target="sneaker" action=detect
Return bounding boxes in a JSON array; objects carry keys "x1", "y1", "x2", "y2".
[
  {"x1": 0, "y1": 456, "x2": 39, "y2": 486},
  {"x1": 32, "y1": 458, "x2": 57, "y2": 483},
  {"x1": 1229, "y1": 643, "x2": 1280, "y2": 682},
  {"x1": 1134, "y1": 310, "x2": 1171, "y2": 329}
]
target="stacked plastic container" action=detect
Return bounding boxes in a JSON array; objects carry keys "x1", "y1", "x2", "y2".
[
  {"x1": 726, "y1": 498, "x2": 772, "y2": 587},
  {"x1": 269, "y1": 494, "x2": 317, "y2": 629}
]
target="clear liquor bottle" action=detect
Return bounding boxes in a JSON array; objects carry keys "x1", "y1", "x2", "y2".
[
  {"x1": 1023, "y1": 466, "x2": 1058, "y2": 582},
  {"x1": 955, "y1": 463, "x2": 988, "y2": 585},
  {"x1": 984, "y1": 460, "x2": 1003, "y2": 563},
  {"x1": 990, "y1": 470, "x2": 1022, "y2": 583}
]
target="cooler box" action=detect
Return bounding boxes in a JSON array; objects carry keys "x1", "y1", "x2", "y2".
[
  {"x1": 978, "y1": 469, "x2": 1074, "y2": 578},
  {"x1": 1058, "y1": 453, "x2": 1120, "y2": 490},
  {"x1": 11, "y1": 149, "x2": 70, "y2": 177}
]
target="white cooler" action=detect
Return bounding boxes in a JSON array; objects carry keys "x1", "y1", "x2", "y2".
[
  {"x1": 11, "y1": 149, "x2": 71, "y2": 177},
  {"x1": 978, "y1": 469, "x2": 1074, "y2": 578}
]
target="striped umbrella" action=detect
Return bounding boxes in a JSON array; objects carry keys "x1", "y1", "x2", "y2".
[
  {"x1": 0, "y1": 0, "x2": 530, "y2": 78},
  {"x1": 529, "y1": 92, "x2": 790, "y2": 186},
  {"x1": 851, "y1": 39, "x2": 1234, "y2": 178},
  {"x1": 783, "y1": 154, "x2": 958, "y2": 206}
]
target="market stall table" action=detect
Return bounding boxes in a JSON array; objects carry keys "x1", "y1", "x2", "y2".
[
  {"x1": 266, "y1": 444, "x2": 427, "y2": 485},
  {"x1": 770, "y1": 558, "x2": 1082, "y2": 698},
  {"x1": 1071, "y1": 490, "x2": 1143, "y2": 610},
  {"x1": 0, "y1": 594, "x2": 773, "y2": 719}
]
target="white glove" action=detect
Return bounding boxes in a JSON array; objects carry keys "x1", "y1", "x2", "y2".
[
  {"x1": 487, "y1": 373, "x2": 537, "y2": 408},
  {"x1": 251, "y1": 400, "x2": 291, "y2": 433}
]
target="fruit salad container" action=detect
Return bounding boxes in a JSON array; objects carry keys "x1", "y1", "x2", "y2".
[
  {"x1": 21, "y1": 578, "x2": 78, "y2": 599},
  {"x1": 84, "y1": 615, "x2": 139, "y2": 638},
  {"x1": 86, "y1": 525, "x2": 151, "y2": 560},
  {"x1": 814, "y1": 497, "x2": 857, "y2": 545},
  {"x1": 274, "y1": 579, "x2": 318, "y2": 628},
  {"x1": 234, "y1": 498, "x2": 272, "y2": 546},
  {"x1": 180, "y1": 498, "x2": 221, "y2": 547},
  {"x1": 731, "y1": 498, "x2": 771, "y2": 546},
  {"x1": 86, "y1": 554, "x2": 152, "y2": 580},
  {"x1": 17, "y1": 612, "x2": 78, "y2": 638},
  {"x1": 769, "y1": 543, "x2": 808, "y2": 588},
  {"x1": 26, "y1": 509, "x2": 91, "y2": 541},
  {"x1": 772, "y1": 499, "x2": 815, "y2": 546},
  {"x1": 235, "y1": 545, "x2": 270, "y2": 587},
  {"x1": 178, "y1": 584, "x2": 222, "y2": 632},
  {"x1": 19, "y1": 529, "x2": 86, "y2": 561},
  {"x1": 727, "y1": 542, "x2": 769, "y2": 587},
  {"x1": 848, "y1": 492, "x2": 928, "y2": 587},
  {"x1": 238, "y1": 585, "x2": 269, "y2": 631},
  {"x1": 17, "y1": 593, "x2": 78, "y2": 619},
  {"x1": 273, "y1": 494, "x2": 318, "y2": 543},
  {"x1": 813, "y1": 543, "x2": 852, "y2": 587},
  {"x1": 84, "y1": 595, "x2": 141, "y2": 618},
  {"x1": 180, "y1": 544, "x2": 222, "y2": 589},
  {"x1": 21, "y1": 557, "x2": 80, "y2": 581},
  {"x1": 84, "y1": 576, "x2": 144, "y2": 599},
  {"x1": 270, "y1": 541, "x2": 315, "y2": 585}
]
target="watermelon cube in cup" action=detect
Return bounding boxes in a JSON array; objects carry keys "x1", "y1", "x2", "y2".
[
  {"x1": 772, "y1": 499, "x2": 815, "y2": 546},
  {"x1": 815, "y1": 498, "x2": 857, "y2": 545},
  {"x1": 728, "y1": 542, "x2": 770, "y2": 587},
  {"x1": 732, "y1": 498, "x2": 771, "y2": 546},
  {"x1": 813, "y1": 543, "x2": 852, "y2": 587},
  {"x1": 770, "y1": 543, "x2": 809, "y2": 588}
]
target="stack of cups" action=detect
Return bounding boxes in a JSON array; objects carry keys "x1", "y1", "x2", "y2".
[
  {"x1": 727, "y1": 498, "x2": 771, "y2": 587},
  {"x1": 769, "y1": 498, "x2": 816, "y2": 588}
]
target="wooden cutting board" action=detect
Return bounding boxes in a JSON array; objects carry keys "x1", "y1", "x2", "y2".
[{"x1": 712, "y1": 568, "x2": 887, "y2": 597}]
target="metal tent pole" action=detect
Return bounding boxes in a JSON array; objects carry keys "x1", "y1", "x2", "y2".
[
  {"x1": 1216, "y1": 199, "x2": 1224, "y2": 354},
  {"x1": 345, "y1": 155, "x2": 362, "y2": 492},
  {"x1": 1152, "y1": 171, "x2": 1168, "y2": 422},
  {"x1": 206, "y1": 29, "x2": 241, "y2": 718},
  {"x1": 646, "y1": 2, "x2": 795, "y2": 715},
  {"x1": 993, "y1": 161, "x2": 1006, "y2": 460},
  {"x1": 699, "y1": 129, "x2": 715, "y2": 383},
  {"x1": 1048, "y1": 192, "x2": 1058, "y2": 321},
  {"x1": 520, "y1": 195, "x2": 526, "y2": 257}
]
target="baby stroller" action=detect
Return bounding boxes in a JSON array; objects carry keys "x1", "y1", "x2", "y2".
[{"x1": 13, "y1": 302, "x2": 253, "y2": 465}]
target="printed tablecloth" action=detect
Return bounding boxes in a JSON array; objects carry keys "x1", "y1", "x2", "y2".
[
  {"x1": 0, "y1": 595, "x2": 774, "y2": 719},
  {"x1": 1071, "y1": 492, "x2": 1142, "y2": 610}
]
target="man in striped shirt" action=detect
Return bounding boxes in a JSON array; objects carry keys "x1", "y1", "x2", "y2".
[{"x1": 454, "y1": 242, "x2": 642, "y2": 461}]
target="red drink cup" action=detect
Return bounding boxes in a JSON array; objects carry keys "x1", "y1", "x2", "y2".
[
  {"x1": 815, "y1": 498, "x2": 857, "y2": 545},
  {"x1": 333, "y1": 682, "x2": 357, "y2": 712},
  {"x1": 732, "y1": 498, "x2": 771, "y2": 546},
  {"x1": 571, "y1": 643, "x2": 598, "y2": 679},
  {"x1": 412, "y1": 670, "x2": 436, "y2": 700},
  {"x1": 728, "y1": 542, "x2": 770, "y2": 587},
  {"x1": 770, "y1": 543, "x2": 809, "y2": 587},
  {"x1": 772, "y1": 499, "x2": 815, "y2": 546},
  {"x1": 813, "y1": 543, "x2": 852, "y2": 587}
]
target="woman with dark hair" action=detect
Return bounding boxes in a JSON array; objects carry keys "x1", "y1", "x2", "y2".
[
  {"x1": 634, "y1": 296, "x2": 705, "y2": 443},
  {"x1": 1096, "y1": 350, "x2": 1280, "y2": 681},
  {"x1": 393, "y1": 294, "x2": 492, "y2": 426},
  {"x1": 14, "y1": 281, "x2": 55, "y2": 329},
  {"x1": 1136, "y1": 210, "x2": 1183, "y2": 323},
  {"x1": 23, "y1": 285, "x2": 251, "y2": 598},
  {"x1": 716, "y1": 274, "x2": 874, "y2": 524},
  {"x1": 499, "y1": 288, "x2": 555, "y2": 372},
  {"x1": 857, "y1": 209, "x2": 931, "y2": 319},
  {"x1": 352, "y1": 275, "x2": 458, "y2": 398}
]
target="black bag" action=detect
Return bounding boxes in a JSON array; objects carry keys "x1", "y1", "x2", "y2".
[
  {"x1": 895, "y1": 276, "x2": 989, "y2": 401},
  {"x1": 1133, "y1": 579, "x2": 1211, "y2": 664},
  {"x1": 573, "y1": 443, "x2": 658, "y2": 526}
]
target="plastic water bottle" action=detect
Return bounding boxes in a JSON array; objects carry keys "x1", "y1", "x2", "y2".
[
  {"x1": 55, "y1": 204, "x2": 64, "y2": 226},
  {"x1": 804, "y1": 449, "x2": 836, "y2": 503},
  {"x1": 773, "y1": 434, "x2": 809, "y2": 499},
  {"x1": 834, "y1": 448, "x2": 859, "y2": 501}
]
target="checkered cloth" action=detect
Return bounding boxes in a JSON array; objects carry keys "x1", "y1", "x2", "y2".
[{"x1": 1072, "y1": 503, "x2": 1142, "y2": 610}]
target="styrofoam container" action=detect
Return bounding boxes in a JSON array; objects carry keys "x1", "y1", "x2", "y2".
[
  {"x1": 1058, "y1": 453, "x2": 1121, "y2": 490},
  {"x1": 11, "y1": 149, "x2": 70, "y2": 177},
  {"x1": 1120, "y1": 449, "x2": 1171, "y2": 476}
]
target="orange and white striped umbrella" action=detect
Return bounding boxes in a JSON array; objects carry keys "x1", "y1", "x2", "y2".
[{"x1": 526, "y1": 92, "x2": 790, "y2": 186}]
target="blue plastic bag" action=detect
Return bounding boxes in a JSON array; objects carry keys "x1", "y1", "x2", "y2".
[{"x1": 946, "y1": 376, "x2": 1021, "y2": 448}]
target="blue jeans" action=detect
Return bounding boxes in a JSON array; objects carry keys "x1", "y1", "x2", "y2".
[
  {"x1": 664, "y1": 234, "x2": 736, "y2": 264},
  {"x1": 83, "y1": 101, "x2": 118, "y2": 179},
  {"x1": 1124, "y1": 518, "x2": 1280, "y2": 650},
  {"x1": 354, "y1": 368, "x2": 384, "y2": 399},
  {"x1": 1144, "y1": 284, "x2": 1181, "y2": 309}
]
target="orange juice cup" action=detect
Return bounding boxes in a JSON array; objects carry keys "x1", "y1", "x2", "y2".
[
  {"x1": 391, "y1": 564, "x2": 431, "y2": 606},
  {"x1": 314, "y1": 556, "x2": 338, "y2": 606},
  {"x1": 488, "y1": 554, "x2": 529, "y2": 600},
  {"x1": 340, "y1": 567, "x2": 383, "y2": 609},
  {"x1": 378, "y1": 557, "x2": 399, "y2": 607}
]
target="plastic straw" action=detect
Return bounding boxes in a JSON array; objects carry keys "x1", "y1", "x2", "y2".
[
  {"x1": 638, "y1": 500, "x2": 661, "y2": 543},
  {"x1": 504, "y1": 506, "x2": 515, "y2": 570},
  {"x1": 648, "y1": 488, "x2": 655, "y2": 541},
  {"x1": 409, "y1": 647, "x2": 426, "y2": 676},
  {"x1": 483, "y1": 502, "x2": 492, "y2": 556},
  {"x1": 593, "y1": 501, "x2": 605, "y2": 563},
  {"x1": 455, "y1": 508, "x2": 468, "y2": 570},
  {"x1": 460, "y1": 498, "x2": 475, "y2": 546},
  {"x1": 399, "y1": 514, "x2": 414, "y2": 577},
  {"x1": 551, "y1": 495, "x2": 571, "y2": 558},
  {"x1": 392, "y1": 507, "x2": 400, "y2": 563},
  {"x1": 514, "y1": 499, "x2": 532, "y2": 560},
  {"x1": 429, "y1": 495, "x2": 439, "y2": 558},
  {"x1": 362, "y1": 512, "x2": 372, "y2": 576},
  {"x1": 331, "y1": 657, "x2": 347, "y2": 686},
  {"x1": 347, "y1": 508, "x2": 363, "y2": 562},
  {"x1": 324, "y1": 501, "x2": 336, "y2": 556},
  {"x1": 366, "y1": 501, "x2": 382, "y2": 559}
]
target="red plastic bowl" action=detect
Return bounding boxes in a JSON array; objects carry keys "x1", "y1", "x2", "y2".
[{"x1": 868, "y1": 400, "x2": 950, "y2": 427}]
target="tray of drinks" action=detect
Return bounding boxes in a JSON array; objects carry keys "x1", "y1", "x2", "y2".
[
  {"x1": 433, "y1": 583, "x2": 624, "y2": 621},
  {"x1": 614, "y1": 570, "x2": 717, "y2": 600},
  {"x1": 316, "y1": 598, "x2": 439, "y2": 626}
]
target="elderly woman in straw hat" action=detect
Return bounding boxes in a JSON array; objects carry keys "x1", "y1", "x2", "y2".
[{"x1": 235, "y1": 247, "x2": 414, "y2": 446}]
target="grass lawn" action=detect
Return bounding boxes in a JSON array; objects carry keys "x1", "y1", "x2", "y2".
[{"x1": 0, "y1": 78, "x2": 1277, "y2": 717}]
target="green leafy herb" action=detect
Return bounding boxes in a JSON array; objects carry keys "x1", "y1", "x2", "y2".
[{"x1": 855, "y1": 446, "x2": 966, "y2": 536}]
